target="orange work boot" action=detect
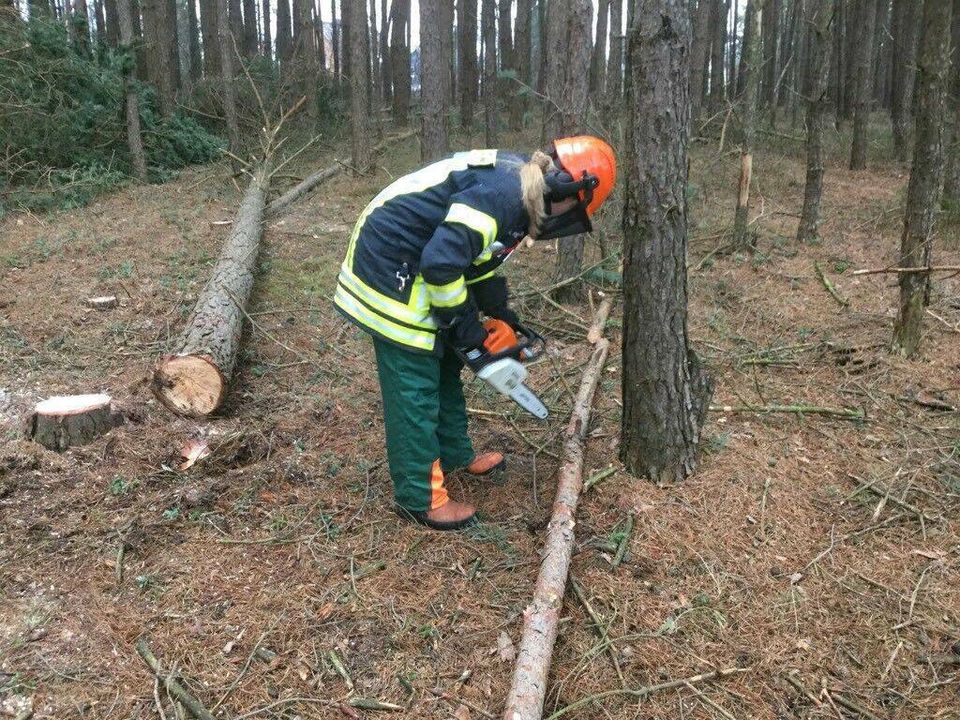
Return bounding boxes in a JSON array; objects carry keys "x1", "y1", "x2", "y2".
[
  {"x1": 466, "y1": 452, "x2": 506, "y2": 479},
  {"x1": 401, "y1": 499, "x2": 478, "y2": 531}
]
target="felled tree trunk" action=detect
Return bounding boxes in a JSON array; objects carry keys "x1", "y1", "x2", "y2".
[
  {"x1": 29, "y1": 394, "x2": 123, "y2": 451},
  {"x1": 153, "y1": 164, "x2": 270, "y2": 416},
  {"x1": 502, "y1": 338, "x2": 610, "y2": 720}
]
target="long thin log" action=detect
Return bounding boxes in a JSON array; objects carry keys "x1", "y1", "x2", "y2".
[
  {"x1": 502, "y1": 338, "x2": 610, "y2": 720},
  {"x1": 709, "y1": 404, "x2": 865, "y2": 421},
  {"x1": 152, "y1": 163, "x2": 271, "y2": 416},
  {"x1": 814, "y1": 262, "x2": 849, "y2": 307},
  {"x1": 265, "y1": 129, "x2": 418, "y2": 216},
  {"x1": 853, "y1": 265, "x2": 960, "y2": 276},
  {"x1": 587, "y1": 297, "x2": 612, "y2": 344},
  {"x1": 136, "y1": 639, "x2": 216, "y2": 720}
]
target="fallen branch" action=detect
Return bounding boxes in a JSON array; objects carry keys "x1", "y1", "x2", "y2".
[
  {"x1": 502, "y1": 338, "x2": 610, "y2": 720},
  {"x1": 587, "y1": 297, "x2": 613, "y2": 344},
  {"x1": 544, "y1": 668, "x2": 746, "y2": 720},
  {"x1": 136, "y1": 639, "x2": 216, "y2": 720},
  {"x1": 611, "y1": 512, "x2": 634, "y2": 570},
  {"x1": 814, "y1": 262, "x2": 849, "y2": 307},
  {"x1": 152, "y1": 162, "x2": 271, "y2": 417},
  {"x1": 710, "y1": 404, "x2": 864, "y2": 421},
  {"x1": 847, "y1": 474, "x2": 938, "y2": 524},
  {"x1": 852, "y1": 265, "x2": 960, "y2": 276},
  {"x1": 265, "y1": 129, "x2": 418, "y2": 216},
  {"x1": 569, "y1": 577, "x2": 625, "y2": 684}
]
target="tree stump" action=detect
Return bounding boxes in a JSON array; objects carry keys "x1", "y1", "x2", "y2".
[
  {"x1": 29, "y1": 394, "x2": 123, "y2": 452},
  {"x1": 152, "y1": 163, "x2": 270, "y2": 416}
]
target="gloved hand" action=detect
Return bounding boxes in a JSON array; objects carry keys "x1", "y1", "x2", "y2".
[
  {"x1": 471, "y1": 276, "x2": 521, "y2": 329},
  {"x1": 444, "y1": 309, "x2": 488, "y2": 349}
]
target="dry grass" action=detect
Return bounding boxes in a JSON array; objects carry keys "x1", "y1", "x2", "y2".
[{"x1": 0, "y1": 120, "x2": 958, "y2": 720}]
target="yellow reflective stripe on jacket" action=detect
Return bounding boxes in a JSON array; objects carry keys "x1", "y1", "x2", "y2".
[
  {"x1": 334, "y1": 285, "x2": 436, "y2": 351},
  {"x1": 338, "y1": 264, "x2": 436, "y2": 329},
  {"x1": 445, "y1": 203, "x2": 498, "y2": 257},
  {"x1": 426, "y1": 276, "x2": 468, "y2": 308},
  {"x1": 465, "y1": 270, "x2": 497, "y2": 285}
]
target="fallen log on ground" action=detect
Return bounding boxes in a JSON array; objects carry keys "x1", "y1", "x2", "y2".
[
  {"x1": 152, "y1": 163, "x2": 270, "y2": 416},
  {"x1": 502, "y1": 337, "x2": 610, "y2": 720},
  {"x1": 587, "y1": 297, "x2": 612, "y2": 344},
  {"x1": 136, "y1": 638, "x2": 216, "y2": 720},
  {"x1": 28, "y1": 394, "x2": 123, "y2": 451},
  {"x1": 265, "y1": 129, "x2": 419, "y2": 217}
]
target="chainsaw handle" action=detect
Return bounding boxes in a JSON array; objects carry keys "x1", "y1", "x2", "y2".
[{"x1": 452, "y1": 323, "x2": 546, "y2": 368}]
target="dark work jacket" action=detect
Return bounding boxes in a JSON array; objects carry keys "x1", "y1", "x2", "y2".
[{"x1": 334, "y1": 149, "x2": 531, "y2": 354}]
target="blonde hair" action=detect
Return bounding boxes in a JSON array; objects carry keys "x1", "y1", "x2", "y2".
[{"x1": 520, "y1": 150, "x2": 552, "y2": 238}]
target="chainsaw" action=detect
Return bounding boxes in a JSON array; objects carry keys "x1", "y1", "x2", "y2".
[{"x1": 459, "y1": 319, "x2": 549, "y2": 420}]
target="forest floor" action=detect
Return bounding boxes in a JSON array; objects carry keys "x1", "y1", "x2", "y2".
[{"x1": 1, "y1": 121, "x2": 959, "y2": 720}]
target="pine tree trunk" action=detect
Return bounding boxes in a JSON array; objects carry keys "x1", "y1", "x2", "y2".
[
  {"x1": 142, "y1": 0, "x2": 178, "y2": 115},
  {"x1": 330, "y1": 0, "x2": 339, "y2": 74},
  {"x1": 481, "y1": 0, "x2": 496, "y2": 145},
  {"x1": 606, "y1": 0, "x2": 623, "y2": 106},
  {"x1": 728, "y1": 0, "x2": 738, "y2": 92},
  {"x1": 200, "y1": 0, "x2": 221, "y2": 74},
  {"x1": 188, "y1": 0, "x2": 201, "y2": 78},
  {"x1": 849, "y1": 0, "x2": 878, "y2": 170},
  {"x1": 733, "y1": 0, "x2": 761, "y2": 249},
  {"x1": 276, "y1": 0, "x2": 291, "y2": 60},
  {"x1": 176, "y1": 0, "x2": 193, "y2": 94},
  {"x1": 103, "y1": 0, "x2": 120, "y2": 45},
  {"x1": 515, "y1": 0, "x2": 532, "y2": 117},
  {"x1": 117, "y1": 0, "x2": 147, "y2": 182},
  {"x1": 439, "y1": 0, "x2": 453, "y2": 112},
  {"x1": 892, "y1": 0, "x2": 952, "y2": 357},
  {"x1": 316, "y1": 0, "x2": 326, "y2": 70},
  {"x1": 735, "y1": 0, "x2": 754, "y2": 96},
  {"x1": 228, "y1": 0, "x2": 241, "y2": 50},
  {"x1": 760, "y1": 0, "x2": 778, "y2": 114},
  {"x1": 590, "y1": 0, "x2": 609, "y2": 97},
  {"x1": 890, "y1": 0, "x2": 919, "y2": 162},
  {"x1": 689, "y1": 0, "x2": 712, "y2": 120},
  {"x1": 217, "y1": 0, "x2": 241, "y2": 165},
  {"x1": 369, "y1": 0, "x2": 381, "y2": 110},
  {"x1": 295, "y1": 0, "x2": 318, "y2": 122},
  {"x1": 942, "y1": 0, "x2": 960, "y2": 205},
  {"x1": 622, "y1": 0, "x2": 712, "y2": 483},
  {"x1": 871, "y1": 0, "x2": 890, "y2": 106},
  {"x1": 390, "y1": 0, "x2": 410, "y2": 124},
  {"x1": 796, "y1": 0, "x2": 834, "y2": 244},
  {"x1": 380, "y1": 0, "x2": 390, "y2": 101},
  {"x1": 241, "y1": 0, "x2": 256, "y2": 54},
  {"x1": 351, "y1": 0, "x2": 371, "y2": 169},
  {"x1": 420, "y1": 0, "x2": 448, "y2": 158},
  {"x1": 70, "y1": 0, "x2": 91, "y2": 55},
  {"x1": 708, "y1": 0, "x2": 727, "y2": 113},
  {"x1": 260, "y1": 0, "x2": 269, "y2": 55},
  {"x1": 458, "y1": 0, "x2": 478, "y2": 129}
]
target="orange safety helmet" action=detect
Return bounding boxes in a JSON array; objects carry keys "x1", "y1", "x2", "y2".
[{"x1": 552, "y1": 135, "x2": 617, "y2": 216}]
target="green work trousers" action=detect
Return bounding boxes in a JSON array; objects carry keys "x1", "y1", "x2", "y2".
[{"x1": 373, "y1": 339, "x2": 475, "y2": 512}]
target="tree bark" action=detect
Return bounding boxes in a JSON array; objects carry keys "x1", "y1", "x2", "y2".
[
  {"x1": 458, "y1": 0, "x2": 478, "y2": 129},
  {"x1": 200, "y1": 0, "x2": 221, "y2": 75},
  {"x1": 153, "y1": 164, "x2": 271, "y2": 417},
  {"x1": 590, "y1": 0, "x2": 609, "y2": 98},
  {"x1": 330, "y1": 0, "x2": 339, "y2": 75},
  {"x1": 759, "y1": 0, "x2": 777, "y2": 110},
  {"x1": 276, "y1": 0, "x2": 292, "y2": 61},
  {"x1": 260, "y1": 0, "x2": 269, "y2": 55},
  {"x1": 142, "y1": 0, "x2": 178, "y2": 115},
  {"x1": 380, "y1": 0, "x2": 390, "y2": 100},
  {"x1": 502, "y1": 339, "x2": 610, "y2": 720},
  {"x1": 103, "y1": 0, "x2": 120, "y2": 45},
  {"x1": 351, "y1": 0, "x2": 372, "y2": 169},
  {"x1": 708, "y1": 0, "x2": 727, "y2": 113},
  {"x1": 514, "y1": 0, "x2": 532, "y2": 119},
  {"x1": 70, "y1": 0, "x2": 91, "y2": 56},
  {"x1": 849, "y1": 0, "x2": 878, "y2": 170},
  {"x1": 892, "y1": 0, "x2": 952, "y2": 357},
  {"x1": 689, "y1": 0, "x2": 712, "y2": 120},
  {"x1": 217, "y1": 0, "x2": 241, "y2": 165},
  {"x1": 369, "y1": 0, "x2": 381, "y2": 111},
  {"x1": 481, "y1": 0, "x2": 497, "y2": 145},
  {"x1": 796, "y1": 0, "x2": 834, "y2": 244},
  {"x1": 390, "y1": 0, "x2": 410, "y2": 124},
  {"x1": 941, "y1": 0, "x2": 960, "y2": 205},
  {"x1": 295, "y1": 0, "x2": 318, "y2": 122},
  {"x1": 735, "y1": 0, "x2": 755, "y2": 96},
  {"x1": 175, "y1": 0, "x2": 193, "y2": 95},
  {"x1": 117, "y1": 0, "x2": 148, "y2": 182},
  {"x1": 622, "y1": 0, "x2": 712, "y2": 484},
  {"x1": 890, "y1": 0, "x2": 920, "y2": 161},
  {"x1": 606, "y1": 0, "x2": 623, "y2": 105},
  {"x1": 732, "y1": 0, "x2": 761, "y2": 249},
  {"x1": 187, "y1": 0, "x2": 201, "y2": 78},
  {"x1": 241, "y1": 0, "x2": 256, "y2": 54},
  {"x1": 228, "y1": 0, "x2": 241, "y2": 51},
  {"x1": 421, "y1": 0, "x2": 449, "y2": 159}
]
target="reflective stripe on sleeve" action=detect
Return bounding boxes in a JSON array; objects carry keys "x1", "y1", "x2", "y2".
[{"x1": 444, "y1": 203, "x2": 498, "y2": 255}]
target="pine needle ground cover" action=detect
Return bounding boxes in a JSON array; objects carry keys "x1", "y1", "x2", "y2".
[{"x1": 0, "y1": 130, "x2": 958, "y2": 718}]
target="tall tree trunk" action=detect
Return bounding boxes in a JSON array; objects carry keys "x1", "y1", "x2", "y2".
[
  {"x1": 606, "y1": 0, "x2": 623, "y2": 105},
  {"x1": 890, "y1": 0, "x2": 920, "y2": 161},
  {"x1": 689, "y1": 0, "x2": 712, "y2": 120},
  {"x1": 199, "y1": 0, "x2": 220, "y2": 74},
  {"x1": 70, "y1": 0, "x2": 91, "y2": 56},
  {"x1": 94, "y1": 0, "x2": 107, "y2": 41},
  {"x1": 728, "y1": 0, "x2": 738, "y2": 92},
  {"x1": 458, "y1": 0, "x2": 478, "y2": 129},
  {"x1": 590, "y1": 0, "x2": 609, "y2": 97},
  {"x1": 350, "y1": 0, "x2": 371, "y2": 170},
  {"x1": 380, "y1": 0, "x2": 390, "y2": 101},
  {"x1": 421, "y1": 0, "x2": 449, "y2": 158},
  {"x1": 941, "y1": 0, "x2": 960, "y2": 205},
  {"x1": 796, "y1": 0, "x2": 834, "y2": 244},
  {"x1": 103, "y1": 0, "x2": 120, "y2": 45},
  {"x1": 535, "y1": 0, "x2": 546, "y2": 93},
  {"x1": 341, "y1": 0, "x2": 351, "y2": 80},
  {"x1": 514, "y1": 0, "x2": 532, "y2": 119},
  {"x1": 217, "y1": 0, "x2": 240, "y2": 167},
  {"x1": 439, "y1": 0, "x2": 454, "y2": 113},
  {"x1": 276, "y1": 0, "x2": 292, "y2": 60},
  {"x1": 241, "y1": 0, "x2": 255, "y2": 54},
  {"x1": 117, "y1": 0, "x2": 147, "y2": 182},
  {"x1": 871, "y1": 0, "x2": 890, "y2": 106},
  {"x1": 735, "y1": 0, "x2": 755, "y2": 96},
  {"x1": 176, "y1": 0, "x2": 193, "y2": 94},
  {"x1": 142, "y1": 0, "x2": 177, "y2": 115},
  {"x1": 188, "y1": 0, "x2": 201, "y2": 78},
  {"x1": 849, "y1": 0, "x2": 878, "y2": 170},
  {"x1": 544, "y1": 0, "x2": 591, "y2": 297},
  {"x1": 369, "y1": 0, "x2": 380, "y2": 110},
  {"x1": 839, "y1": 0, "x2": 857, "y2": 122},
  {"x1": 390, "y1": 0, "x2": 410, "y2": 124},
  {"x1": 776, "y1": 0, "x2": 802, "y2": 110},
  {"x1": 622, "y1": 0, "x2": 712, "y2": 483},
  {"x1": 260, "y1": 0, "x2": 269, "y2": 55},
  {"x1": 330, "y1": 0, "x2": 339, "y2": 75},
  {"x1": 295, "y1": 0, "x2": 318, "y2": 121},
  {"x1": 892, "y1": 0, "x2": 952, "y2": 357},
  {"x1": 481, "y1": 0, "x2": 496, "y2": 145},
  {"x1": 733, "y1": 0, "x2": 761, "y2": 249},
  {"x1": 708, "y1": 0, "x2": 727, "y2": 113},
  {"x1": 759, "y1": 0, "x2": 778, "y2": 112}
]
